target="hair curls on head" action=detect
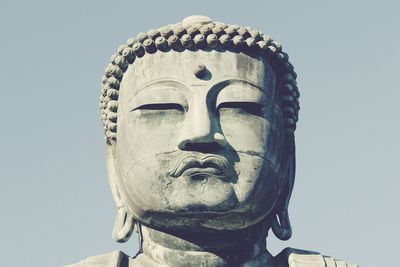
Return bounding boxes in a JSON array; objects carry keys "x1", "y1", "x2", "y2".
[{"x1": 100, "y1": 17, "x2": 300, "y2": 143}]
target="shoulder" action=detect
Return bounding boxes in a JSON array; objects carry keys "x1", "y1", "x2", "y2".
[
  {"x1": 273, "y1": 247, "x2": 358, "y2": 267},
  {"x1": 64, "y1": 251, "x2": 129, "y2": 267}
]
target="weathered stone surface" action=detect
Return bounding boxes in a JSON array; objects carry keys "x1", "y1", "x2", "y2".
[
  {"x1": 64, "y1": 251, "x2": 128, "y2": 267},
  {"x1": 65, "y1": 248, "x2": 358, "y2": 267},
  {"x1": 67, "y1": 15, "x2": 357, "y2": 267}
]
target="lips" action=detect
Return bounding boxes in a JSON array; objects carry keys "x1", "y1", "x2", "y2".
[
  {"x1": 181, "y1": 166, "x2": 222, "y2": 177},
  {"x1": 168, "y1": 155, "x2": 229, "y2": 178}
]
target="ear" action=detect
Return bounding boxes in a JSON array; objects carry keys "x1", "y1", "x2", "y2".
[
  {"x1": 271, "y1": 133, "x2": 296, "y2": 241},
  {"x1": 106, "y1": 142, "x2": 135, "y2": 243}
]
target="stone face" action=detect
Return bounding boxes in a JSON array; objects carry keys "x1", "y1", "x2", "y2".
[
  {"x1": 115, "y1": 50, "x2": 285, "y2": 232},
  {"x1": 66, "y1": 15, "x2": 357, "y2": 267}
]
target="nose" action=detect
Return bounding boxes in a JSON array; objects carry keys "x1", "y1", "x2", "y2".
[{"x1": 178, "y1": 101, "x2": 226, "y2": 152}]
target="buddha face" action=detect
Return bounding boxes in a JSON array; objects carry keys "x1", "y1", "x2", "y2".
[{"x1": 114, "y1": 50, "x2": 286, "y2": 232}]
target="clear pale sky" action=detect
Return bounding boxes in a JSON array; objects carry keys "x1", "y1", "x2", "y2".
[{"x1": 1, "y1": 1, "x2": 399, "y2": 266}]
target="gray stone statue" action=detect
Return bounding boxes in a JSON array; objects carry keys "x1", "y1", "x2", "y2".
[{"x1": 67, "y1": 15, "x2": 357, "y2": 267}]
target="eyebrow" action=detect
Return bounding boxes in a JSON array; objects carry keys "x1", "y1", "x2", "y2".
[
  {"x1": 138, "y1": 80, "x2": 188, "y2": 93},
  {"x1": 206, "y1": 78, "x2": 269, "y2": 96},
  {"x1": 127, "y1": 80, "x2": 188, "y2": 104},
  {"x1": 146, "y1": 78, "x2": 264, "y2": 90}
]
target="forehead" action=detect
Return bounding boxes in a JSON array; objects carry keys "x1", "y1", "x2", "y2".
[{"x1": 119, "y1": 50, "x2": 276, "y2": 95}]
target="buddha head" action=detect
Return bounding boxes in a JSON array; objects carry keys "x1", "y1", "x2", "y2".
[{"x1": 100, "y1": 15, "x2": 299, "y2": 243}]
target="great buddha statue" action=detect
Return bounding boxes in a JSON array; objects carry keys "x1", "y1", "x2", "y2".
[{"x1": 67, "y1": 15, "x2": 358, "y2": 267}]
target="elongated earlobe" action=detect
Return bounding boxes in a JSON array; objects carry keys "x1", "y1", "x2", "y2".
[
  {"x1": 271, "y1": 134, "x2": 295, "y2": 241},
  {"x1": 112, "y1": 206, "x2": 135, "y2": 242},
  {"x1": 106, "y1": 143, "x2": 135, "y2": 243},
  {"x1": 271, "y1": 209, "x2": 292, "y2": 241}
]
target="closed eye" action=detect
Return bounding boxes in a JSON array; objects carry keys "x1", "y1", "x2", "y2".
[
  {"x1": 131, "y1": 103, "x2": 185, "y2": 112},
  {"x1": 217, "y1": 102, "x2": 264, "y2": 116}
]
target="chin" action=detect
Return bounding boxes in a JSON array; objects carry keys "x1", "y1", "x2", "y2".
[
  {"x1": 169, "y1": 196, "x2": 239, "y2": 214},
  {"x1": 135, "y1": 191, "x2": 269, "y2": 234},
  {"x1": 137, "y1": 207, "x2": 267, "y2": 234},
  {"x1": 162, "y1": 173, "x2": 239, "y2": 211}
]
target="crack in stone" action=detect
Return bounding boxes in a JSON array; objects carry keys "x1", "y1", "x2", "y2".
[
  {"x1": 163, "y1": 177, "x2": 173, "y2": 190},
  {"x1": 125, "y1": 150, "x2": 180, "y2": 179},
  {"x1": 230, "y1": 149, "x2": 277, "y2": 169}
]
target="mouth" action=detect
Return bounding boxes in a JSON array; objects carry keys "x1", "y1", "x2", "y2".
[
  {"x1": 168, "y1": 155, "x2": 229, "y2": 179},
  {"x1": 181, "y1": 167, "x2": 224, "y2": 180}
]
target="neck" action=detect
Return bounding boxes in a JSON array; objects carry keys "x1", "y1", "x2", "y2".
[{"x1": 136, "y1": 221, "x2": 273, "y2": 267}]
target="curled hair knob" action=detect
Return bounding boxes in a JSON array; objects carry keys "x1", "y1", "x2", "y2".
[
  {"x1": 143, "y1": 39, "x2": 157, "y2": 54},
  {"x1": 136, "y1": 32, "x2": 149, "y2": 43},
  {"x1": 224, "y1": 26, "x2": 238, "y2": 38},
  {"x1": 206, "y1": 34, "x2": 218, "y2": 48},
  {"x1": 193, "y1": 64, "x2": 207, "y2": 79},
  {"x1": 194, "y1": 34, "x2": 206, "y2": 48},
  {"x1": 199, "y1": 24, "x2": 212, "y2": 35},
  {"x1": 126, "y1": 37, "x2": 138, "y2": 47},
  {"x1": 212, "y1": 25, "x2": 225, "y2": 37},
  {"x1": 132, "y1": 43, "x2": 145, "y2": 58},
  {"x1": 117, "y1": 44, "x2": 128, "y2": 55},
  {"x1": 187, "y1": 25, "x2": 200, "y2": 37},
  {"x1": 219, "y1": 34, "x2": 232, "y2": 47},
  {"x1": 160, "y1": 27, "x2": 173, "y2": 39},
  {"x1": 147, "y1": 29, "x2": 161, "y2": 40},
  {"x1": 167, "y1": 35, "x2": 183, "y2": 51},
  {"x1": 122, "y1": 47, "x2": 135, "y2": 64},
  {"x1": 232, "y1": 35, "x2": 244, "y2": 46},
  {"x1": 181, "y1": 34, "x2": 194, "y2": 49},
  {"x1": 172, "y1": 25, "x2": 186, "y2": 38},
  {"x1": 237, "y1": 27, "x2": 250, "y2": 39},
  {"x1": 155, "y1": 36, "x2": 168, "y2": 51},
  {"x1": 114, "y1": 55, "x2": 128, "y2": 71}
]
